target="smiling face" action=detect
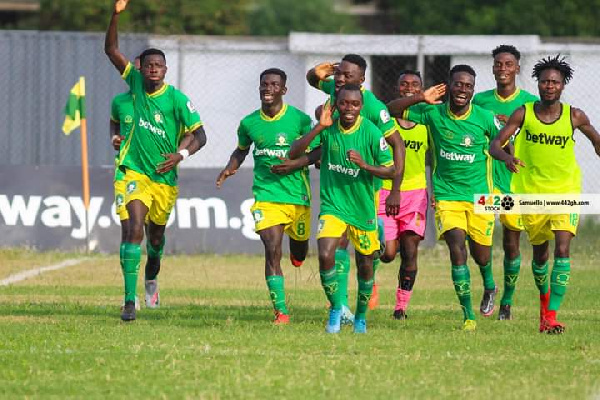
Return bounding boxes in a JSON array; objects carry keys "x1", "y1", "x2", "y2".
[
  {"x1": 397, "y1": 73, "x2": 423, "y2": 98},
  {"x1": 336, "y1": 88, "x2": 363, "y2": 127},
  {"x1": 259, "y1": 73, "x2": 286, "y2": 106},
  {"x1": 334, "y1": 61, "x2": 365, "y2": 94},
  {"x1": 493, "y1": 52, "x2": 520, "y2": 87},
  {"x1": 537, "y1": 68, "x2": 564, "y2": 102},
  {"x1": 449, "y1": 71, "x2": 475, "y2": 108}
]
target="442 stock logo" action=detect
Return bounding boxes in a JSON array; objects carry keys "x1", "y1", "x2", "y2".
[{"x1": 477, "y1": 194, "x2": 515, "y2": 212}]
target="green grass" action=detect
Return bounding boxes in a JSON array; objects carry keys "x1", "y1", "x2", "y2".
[{"x1": 1, "y1": 230, "x2": 599, "y2": 399}]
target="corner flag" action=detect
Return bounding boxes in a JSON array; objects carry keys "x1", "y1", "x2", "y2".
[{"x1": 62, "y1": 77, "x2": 86, "y2": 135}]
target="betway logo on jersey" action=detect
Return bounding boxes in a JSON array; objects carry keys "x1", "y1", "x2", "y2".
[
  {"x1": 139, "y1": 118, "x2": 166, "y2": 139},
  {"x1": 405, "y1": 139, "x2": 423, "y2": 152},
  {"x1": 327, "y1": 162, "x2": 360, "y2": 177},
  {"x1": 254, "y1": 148, "x2": 288, "y2": 158},
  {"x1": 525, "y1": 130, "x2": 568, "y2": 148},
  {"x1": 439, "y1": 149, "x2": 475, "y2": 163}
]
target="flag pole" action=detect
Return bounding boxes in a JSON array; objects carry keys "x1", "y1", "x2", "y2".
[{"x1": 79, "y1": 76, "x2": 91, "y2": 254}]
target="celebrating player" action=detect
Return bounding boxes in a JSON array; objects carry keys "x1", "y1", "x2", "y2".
[
  {"x1": 379, "y1": 70, "x2": 429, "y2": 320},
  {"x1": 216, "y1": 68, "x2": 314, "y2": 325},
  {"x1": 490, "y1": 55, "x2": 600, "y2": 334},
  {"x1": 307, "y1": 54, "x2": 405, "y2": 318},
  {"x1": 472, "y1": 45, "x2": 538, "y2": 320},
  {"x1": 290, "y1": 84, "x2": 395, "y2": 334},
  {"x1": 105, "y1": 0, "x2": 207, "y2": 321},
  {"x1": 388, "y1": 65, "x2": 499, "y2": 331}
]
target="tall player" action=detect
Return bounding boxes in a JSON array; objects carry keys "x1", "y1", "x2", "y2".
[
  {"x1": 472, "y1": 45, "x2": 538, "y2": 320},
  {"x1": 490, "y1": 55, "x2": 600, "y2": 334},
  {"x1": 379, "y1": 70, "x2": 429, "y2": 320},
  {"x1": 388, "y1": 65, "x2": 500, "y2": 331},
  {"x1": 105, "y1": 0, "x2": 207, "y2": 321},
  {"x1": 307, "y1": 54, "x2": 405, "y2": 317},
  {"x1": 216, "y1": 68, "x2": 314, "y2": 325},
  {"x1": 290, "y1": 84, "x2": 395, "y2": 334}
]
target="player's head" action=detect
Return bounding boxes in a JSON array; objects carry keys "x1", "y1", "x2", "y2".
[
  {"x1": 134, "y1": 55, "x2": 141, "y2": 70},
  {"x1": 532, "y1": 55, "x2": 573, "y2": 102},
  {"x1": 492, "y1": 45, "x2": 521, "y2": 86},
  {"x1": 397, "y1": 70, "x2": 423, "y2": 98},
  {"x1": 334, "y1": 54, "x2": 367, "y2": 93},
  {"x1": 139, "y1": 48, "x2": 167, "y2": 83},
  {"x1": 259, "y1": 68, "x2": 287, "y2": 106},
  {"x1": 336, "y1": 84, "x2": 363, "y2": 127},
  {"x1": 448, "y1": 64, "x2": 476, "y2": 108}
]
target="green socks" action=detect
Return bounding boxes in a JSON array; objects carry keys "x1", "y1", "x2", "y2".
[
  {"x1": 266, "y1": 275, "x2": 288, "y2": 314},
  {"x1": 549, "y1": 258, "x2": 570, "y2": 312},
  {"x1": 120, "y1": 242, "x2": 141, "y2": 303},
  {"x1": 320, "y1": 268, "x2": 341, "y2": 310},
  {"x1": 355, "y1": 277, "x2": 374, "y2": 320},
  {"x1": 479, "y1": 260, "x2": 495, "y2": 291},
  {"x1": 501, "y1": 255, "x2": 521, "y2": 306},
  {"x1": 373, "y1": 258, "x2": 380, "y2": 277},
  {"x1": 334, "y1": 248, "x2": 350, "y2": 307},
  {"x1": 532, "y1": 260, "x2": 549, "y2": 295},
  {"x1": 452, "y1": 264, "x2": 475, "y2": 321}
]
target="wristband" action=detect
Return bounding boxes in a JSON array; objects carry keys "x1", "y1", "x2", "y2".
[{"x1": 178, "y1": 149, "x2": 190, "y2": 160}]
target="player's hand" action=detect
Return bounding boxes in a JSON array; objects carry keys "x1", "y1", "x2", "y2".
[
  {"x1": 423, "y1": 84, "x2": 446, "y2": 104},
  {"x1": 216, "y1": 168, "x2": 236, "y2": 188},
  {"x1": 496, "y1": 114, "x2": 509, "y2": 124},
  {"x1": 314, "y1": 159, "x2": 321, "y2": 169},
  {"x1": 505, "y1": 156, "x2": 525, "y2": 173},
  {"x1": 594, "y1": 141, "x2": 600, "y2": 157},
  {"x1": 114, "y1": 0, "x2": 130, "y2": 14},
  {"x1": 385, "y1": 191, "x2": 401, "y2": 216},
  {"x1": 271, "y1": 157, "x2": 301, "y2": 175},
  {"x1": 347, "y1": 150, "x2": 366, "y2": 169},
  {"x1": 319, "y1": 102, "x2": 335, "y2": 127},
  {"x1": 156, "y1": 153, "x2": 183, "y2": 174},
  {"x1": 111, "y1": 134, "x2": 125, "y2": 151},
  {"x1": 314, "y1": 62, "x2": 337, "y2": 80}
]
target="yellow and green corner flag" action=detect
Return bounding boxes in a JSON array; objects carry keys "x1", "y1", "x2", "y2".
[{"x1": 62, "y1": 77, "x2": 86, "y2": 135}]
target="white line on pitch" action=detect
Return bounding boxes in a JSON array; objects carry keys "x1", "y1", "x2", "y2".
[{"x1": 0, "y1": 259, "x2": 87, "y2": 286}]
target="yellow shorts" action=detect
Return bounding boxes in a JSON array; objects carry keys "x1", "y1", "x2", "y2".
[
  {"x1": 250, "y1": 201, "x2": 310, "y2": 241},
  {"x1": 123, "y1": 169, "x2": 178, "y2": 226},
  {"x1": 435, "y1": 200, "x2": 495, "y2": 246},
  {"x1": 493, "y1": 188, "x2": 524, "y2": 231},
  {"x1": 522, "y1": 213, "x2": 579, "y2": 245},
  {"x1": 317, "y1": 214, "x2": 380, "y2": 255},
  {"x1": 114, "y1": 179, "x2": 128, "y2": 221}
]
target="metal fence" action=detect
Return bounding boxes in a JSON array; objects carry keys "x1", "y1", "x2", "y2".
[{"x1": 1, "y1": 31, "x2": 599, "y2": 193}]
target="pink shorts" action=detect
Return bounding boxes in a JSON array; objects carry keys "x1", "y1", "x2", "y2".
[{"x1": 378, "y1": 188, "x2": 428, "y2": 240}]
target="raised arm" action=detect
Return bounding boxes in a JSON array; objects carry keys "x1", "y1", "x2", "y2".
[
  {"x1": 572, "y1": 107, "x2": 600, "y2": 157},
  {"x1": 290, "y1": 104, "x2": 333, "y2": 159},
  {"x1": 306, "y1": 62, "x2": 337, "y2": 89},
  {"x1": 386, "y1": 84, "x2": 446, "y2": 118},
  {"x1": 104, "y1": 0, "x2": 130, "y2": 74},
  {"x1": 490, "y1": 106, "x2": 526, "y2": 173}
]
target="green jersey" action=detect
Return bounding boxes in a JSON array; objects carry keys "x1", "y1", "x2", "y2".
[
  {"x1": 473, "y1": 88, "x2": 538, "y2": 193},
  {"x1": 238, "y1": 104, "x2": 313, "y2": 206},
  {"x1": 319, "y1": 116, "x2": 394, "y2": 231},
  {"x1": 120, "y1": 62, "x2": 203, "y2": 186},
  {"x1": 512, "y1": 102, "x2": 580, "y2": 194},
  {"x1": 404, "y1": 102, "x2": 499, "y2": 202},
  {"x1": 319, "y1": 79, "x2": 397, "y2": 190},
  {"x1": 110, "y1": 92, "x2": 135, "y2": 182}
]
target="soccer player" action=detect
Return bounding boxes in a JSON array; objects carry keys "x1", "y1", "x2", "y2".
[
  {"x1": 490, "y1": 55, "x2": 600, "y2": 334},
  {"x1": 472, "y1": 45, "x2": 538, "y2": 320},
  {"x1": 379, "y1": 70, "x2": 429, "y2": 320},
  {"x1": 307, "y1": 54, "x2": 405, "y2": 317},
  {"x1": 290, "y1": 84, "x2": 395, "y2": 334},
  {"x1": 387, "y1": 65, "x2": 500, "y2": 331},
  {"x1": 216, "y1": 68, "x2": 314, "y2": 325},
  {"x1": 105, "y1": 0, "x2": 207, "y2": 321}
]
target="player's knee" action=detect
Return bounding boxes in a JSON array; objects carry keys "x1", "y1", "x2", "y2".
[
  {"x1": 318, "y1": 249, "x2": 335, "y2": 270},
  {"x1": 380, "y1": 247, "x2": 396, "y2": 263},
  {"x1": 554, "y1": 243, "x2": 570, "y2": 258}
]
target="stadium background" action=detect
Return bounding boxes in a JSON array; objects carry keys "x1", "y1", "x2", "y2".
[{"x1": 0, "y1": 31, "x2": 599, "y2": 252}]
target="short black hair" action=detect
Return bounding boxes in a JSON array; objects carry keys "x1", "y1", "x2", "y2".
[
  {"x1": 337, "y1": 83, "x2": 364, "y2": 100},
  {"x1": 492, "y1": 44, "x2": 521, "y2": 61},
  {"x1": 398, "y1": 69, "x2": 422, "y2": 82},
  {"x1": 342, "y1": 54, "x2": 367, "y2": 74},
  {"x1": 532, "y1": 54, "x2": 574, "y2": 84},
  {"x1": 449, "y1": 64, "x2": 476, "y2": 80},
  {"x1": 260, "y1": 68, "x2": 287, "y2": 84},
  {"x1": 139, "y1": 48, "x2": 166, "y2": 65}
]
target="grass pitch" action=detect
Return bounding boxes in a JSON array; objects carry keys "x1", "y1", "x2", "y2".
[{"x1": 0, "y1": 228, "x2": 599, "y2": 399}]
